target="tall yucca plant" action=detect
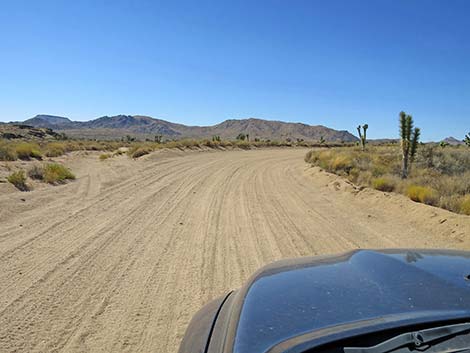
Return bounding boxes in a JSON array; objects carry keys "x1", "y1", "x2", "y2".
[
  {"x1": 464, "y1": 132, "x2": 470, "y2": 147},
  {"x1": 356, "y1": 124, "x2": 368, "y2": 151},
  {"x1": 399, "y1": 111, "x2": 420, "y2": 179}
]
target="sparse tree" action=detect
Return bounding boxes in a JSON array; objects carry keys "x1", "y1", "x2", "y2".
[
  {"x1": 464, "y1": 133, "x2": 470, "y2": 147},
  {"x1": 399, "y1": 111, "x2": 421, "y2": 179},
  {"x1": 154, "y1": 135, "x2": 162, "y2": 143},
  {"x1": 212, "y1": 135, "x2": 221, "y2": 142},
  {"x1": 356, "y1": 124, "x2": 368, "y2": 150},
  {"x1": 246, "y1": 133, "x2": 249, "y2": 142},
  {"x1": 319, "y1": 136, "x2": 325, "y2": 145}
]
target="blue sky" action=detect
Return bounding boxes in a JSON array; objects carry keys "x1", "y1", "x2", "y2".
[{"x1": 0, "y1": 0, "x2": 469, "y2": 140}]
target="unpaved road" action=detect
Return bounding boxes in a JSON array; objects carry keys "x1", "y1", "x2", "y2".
[{"x1": 1, "y1": 148, "x2": 469, "y2": 353}]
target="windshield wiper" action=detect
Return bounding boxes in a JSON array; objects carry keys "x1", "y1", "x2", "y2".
[{"x1": 344, "y1": 323, "x2": 470, "y2": 353}]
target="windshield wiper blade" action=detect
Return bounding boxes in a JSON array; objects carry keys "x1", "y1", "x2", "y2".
[{"x1": 344, "y1": 323, "x2": 470, "y2": 353}]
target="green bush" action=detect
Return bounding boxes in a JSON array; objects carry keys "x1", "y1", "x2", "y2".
[
  {"x1": 43, "y1": 163, "x2": 75, "y2": 184},
  {"x1": 7, "y1": 170, "x2": 28, "y2": 191},
  {"x1": 372, "y1": 177, "x2": 395, "y2": 192}
]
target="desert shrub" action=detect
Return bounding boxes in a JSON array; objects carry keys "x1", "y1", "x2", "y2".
[
  {"x1": 330, "y1": 154, "x2": 353, "y2": 173},
  {"x1": 0, "y1": 143, "x2": 17, "y2": 161},
  {"x1": 371, "y1": 164, "x2": 388, "y2": 177},
  {"x1": 305, "y1": 145, "x2": 470, "y2": 215},
  {"x1": 7, "y1": 170, "x2": 28, "y2": 191},
  {"x1": 417, "y1": 148, "x2": 470, "y2": 175},
  {"x1": 43, "y1": 163, "x2": 75, "y2": 184},
  {"x1": 113, "y1": 149, "x2": 126, "y2": 156},
  {"x1": 27, "y1": 164, "x2": 45, "y2": 180},
  {"x1": 128, "y1": 146, "x2": 152, "y2": 158},
  {"x1": 99, "y1": 153, "x2": 111, "y2": 160},
  {"x1": 356, "y1": 170, "x2": 373, "y2": 186},
  {"x1": 44, "y1": 143, "x2": 65, "y2": 157},
  {"x1": 179, "y1": 139, "x2": 200, "y2": 148},
  {"x1": 15, "y1": 143, "x2": 42, "y2": 160},
  {"x1": 372, "y1": 177, "x2": 395, "y2": 192},
  {"x1": 315, "y1": 150, "x2": 334, "y2": 170},
  {"x1": 438, "y1": 195, "x2": 467, "y2": 214},
  {"x1": 234, "y1": 141, "x2": 251, "y2": 150},
  {"x1": 201, "y1": 139, "x2": 220, "y2": 148},
  {"x1": 460, "y1": 196, "x2": 470, "y2": 215},
  {"x1": 304, "y1": 150, "x2": 316, "y2": 163},
  {"x1": 406, "y1": 185, "x2": 439, "y2": 205}
]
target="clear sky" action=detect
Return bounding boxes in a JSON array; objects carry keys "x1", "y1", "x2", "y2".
[{"x1": 0, "y1": 0, "x2": 469, "y2": 140}]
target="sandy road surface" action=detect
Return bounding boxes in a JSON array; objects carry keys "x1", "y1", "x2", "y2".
[{"x1": 1, "y1": 148, "x2": 469, "y2": 353}]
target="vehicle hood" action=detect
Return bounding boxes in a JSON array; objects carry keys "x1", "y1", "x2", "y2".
[{"x1": 230, "y1": 249, "x2": 470, "y2": 353}]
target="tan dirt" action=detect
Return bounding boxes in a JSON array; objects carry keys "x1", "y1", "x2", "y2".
[{"x1": 1, "y1": 148, "x2": 469, "y2": 353}]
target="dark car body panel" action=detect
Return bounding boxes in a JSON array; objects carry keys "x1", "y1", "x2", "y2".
[
  {"x1": 178, "y1": 294, "x2": 230, "y2": 353},
  {"x1": 179, "y1": 249, "x2": 470, "y2": 353}
]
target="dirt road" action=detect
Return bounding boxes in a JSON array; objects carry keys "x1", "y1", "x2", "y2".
[{"x1": 1, "y1": 148, "x2": 469, "y2": 353}]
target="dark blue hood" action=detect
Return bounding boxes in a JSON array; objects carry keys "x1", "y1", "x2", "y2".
[{"x1": 232, "y1": 250, "x2": 470, "y2": 353}]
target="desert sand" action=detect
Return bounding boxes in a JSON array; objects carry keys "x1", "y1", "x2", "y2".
[{"x1": 1, "y1": 148, "x2": 469, "y2": 353}]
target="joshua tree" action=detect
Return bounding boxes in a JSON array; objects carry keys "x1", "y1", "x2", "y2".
[
  {"x1": 439, "y1": 141, "x2": 449, "y2": 148},
  {"x1": 319, "y1": 136, "x2": 325, "y2": 145},
  {"x1": 356, "y1": 124, "x2": 368, "y2": 150},
  {"x1": 399, "y1": 111, "x2": 420, "y2": 179},
  {"x1": 212, "y1": 135, "x2": 221, "y2": 142},
  {"x1": 464, "y1": 132, "x2": 470, "y2": 147},
  {"x1": 154, "y1": 135, "x2": 162, "y2": 143},
  {"x1": 236, "y1": 133, "x2": 246, "y2": 141}
]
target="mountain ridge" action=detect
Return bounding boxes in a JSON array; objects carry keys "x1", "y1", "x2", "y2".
[{"x1": 15, "y1": 114, "x2": 358, "y2": 142}]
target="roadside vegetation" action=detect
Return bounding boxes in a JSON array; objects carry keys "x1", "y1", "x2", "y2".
[
  {"x1": 0, "y1": 137, "x2": 349, "y2": 162},
  {"x1": 7, "y1": 170, "x2": 29, "y2": 191},
  {"x1": 306, "y1": 112, "x2": 470, "y2": 215},
  {"x1": 6, "y1": 163, "x2": 76, "y2": 191},
  {"x1": 1, "y1": 133, "x2": 347, "y2": 191}
]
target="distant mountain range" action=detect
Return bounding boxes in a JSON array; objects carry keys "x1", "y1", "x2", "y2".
[
  {"x1": 12, "y1": 114, "x2": 358, "y2": 142},
  {"x1": 442, "y1": 136, "x2": 464, "y2": 145}
]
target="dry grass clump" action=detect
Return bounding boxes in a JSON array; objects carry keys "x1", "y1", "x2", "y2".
[
  {"x1": 43, "y1": 163, "x2": 76, "y2": 184},
  {"x1": 305, "y1": 145, "x2": 470, "y2": 215},
  {"x1": 10, "y1": 163, "x2": 75, "y2": 188},
  {"x1": 461, "y1": 196, "x2": 470, "y2": 215},
  {"x1": 406, "y1": 185, "x2": 439, "y2": 205},
  {"x1": 7, "y1": 170, "x2": 28, "y2": 191},
  {"x1": 128, "y1": 145, "x2": 153, "y2": 158},
  {"x1": 15, "y1": 142, "x2": 42, "y2": 160},
  {"x1": 372, "y1": 177, "x2": 396, "y2": 192},
  {"x1": 27, "y1": 164, "x2": 45, "y2": 180},
  {"x1": 0, "y1": 142, "x2": 17, "y2": 161},
  {"x1": 99, "y1": 153, "x2": 112, "y2": 160},
  {"x1": 44, "y1": 142, "x2": 66, "y2": 157}
]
